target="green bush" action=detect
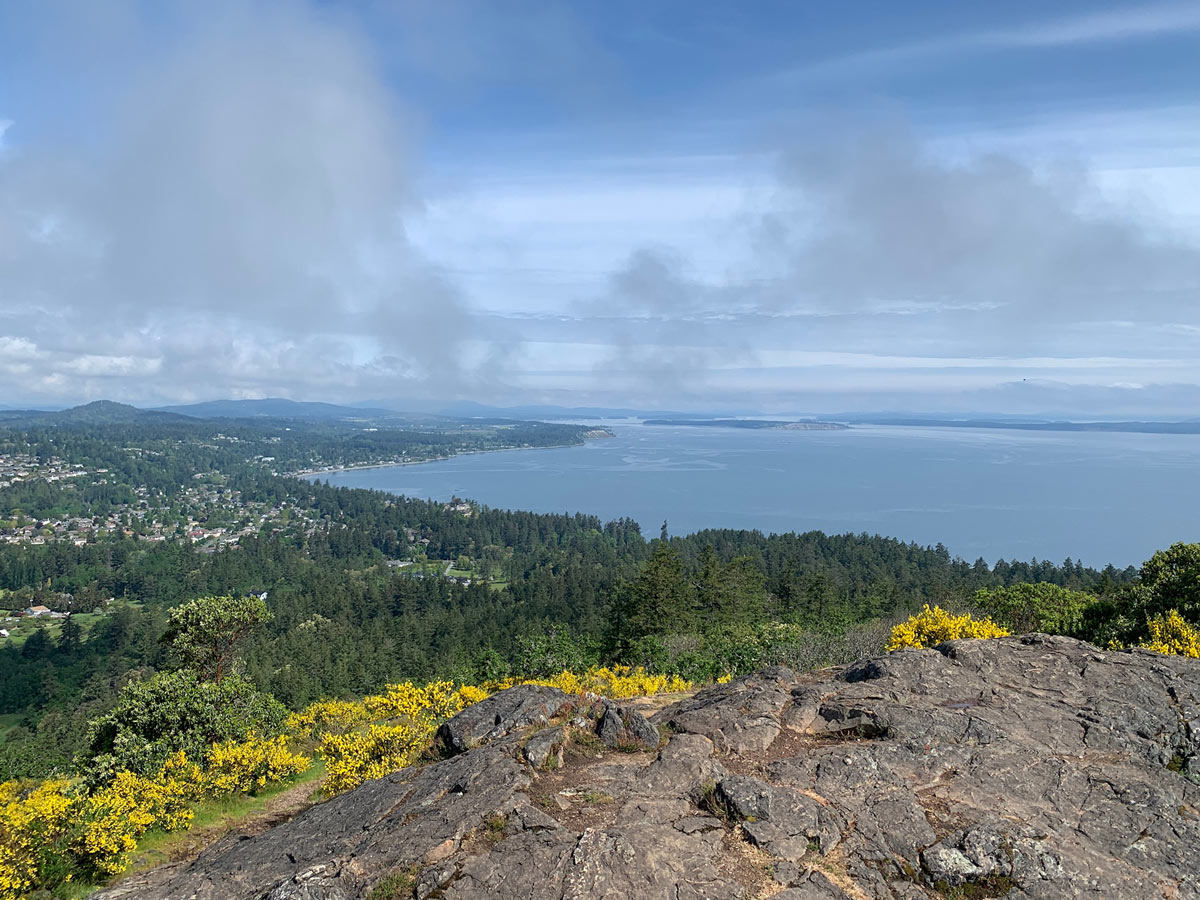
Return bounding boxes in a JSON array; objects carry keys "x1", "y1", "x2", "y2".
[
  {"x1": 971, "y1": 583, "x2": 1094, "y2": 636},
  {"x1": 80, "y1": 670, "x2": 285, "y2": 785}
]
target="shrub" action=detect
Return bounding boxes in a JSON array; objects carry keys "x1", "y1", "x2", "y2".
[
  {"x1": 82, "y1": 670, "x2": 286, "y2": 784},
  {"x1": 482, "y1": 666, "x2": 691, "y2": 699},
  {"x1": 74, "y1": 768, "x2": 195, "y2": 875},
  {"x1": 887, "y1": 605, "x2": 1009, "y2": 651},
  {"x1": 0, "y1": 779, "x2": 77, "y2": 899},
  {"x1": 284, "y1": 699, "x2": 374, "y2": 739},
  {"x1": 1139, "y1": 609, "x2": 1200, "y2": 658},
  {"x1": 971, "y1": 583, "x2": 1094, "y2": 635},
  {"x1": 202, "y1": 736, "x2": 310, "y2": 797},
  {"x1": 320, "y1": 723, "x2": 429, "y2": 795}
]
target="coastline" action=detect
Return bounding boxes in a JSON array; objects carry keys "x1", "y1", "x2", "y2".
[{"x1": 289, "y1": 437, "x2": 599, "y2": 479}]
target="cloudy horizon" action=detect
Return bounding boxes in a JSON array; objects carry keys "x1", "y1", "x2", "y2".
[{"x1": 2, "y1": 1, "x2": 1199, "y2": 416}]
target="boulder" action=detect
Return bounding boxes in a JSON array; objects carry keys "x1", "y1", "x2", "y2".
[
  {"x1": 435, "y1": 684, "x2": 571, "y2": 756},
  {"x1": 596, "y1": 701, "x2": 660, "y2": 750}
]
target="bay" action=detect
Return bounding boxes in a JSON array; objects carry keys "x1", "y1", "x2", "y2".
[{"x1": 304, "y1": 423, "x2": 1200, "y2": 567}]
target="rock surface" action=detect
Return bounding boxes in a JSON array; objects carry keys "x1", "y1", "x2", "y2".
[{"x1": 97, "y1": 635, "x2": 1200, "y2": 900}]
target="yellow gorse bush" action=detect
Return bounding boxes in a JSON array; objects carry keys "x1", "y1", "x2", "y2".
[
  {"x1": 319, "y1": 722, "x2": 429, "y2": 795},
  {"x1": 0, "y1": 737, "x2": 313, "y2": 897},
  {"x1": 0, "y1": 778, "x2": 77, "y2": 899},
  {"x1": 203, "y1": 736, "x2": 310, "y2": 797},
  {"x1": 483, "y1": 665, "x2": 692, "y2": 699},
  {"x1": 887, "y1": 605, "x2": 1010, "y2": 651},
  {"x1": 1139, "y1": 609, "x2": 1200, "y2": 658},
  {"x1": 284, "y1": 698, "x2": 374, "y2": 738}
]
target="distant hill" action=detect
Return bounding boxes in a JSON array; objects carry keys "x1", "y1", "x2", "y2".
[
  {"x1": 156, "y1": 398, "x2": 399, "y2": 420},
  {"x1": 0, "y1": 400, "x2": 190, "y2": 426}
]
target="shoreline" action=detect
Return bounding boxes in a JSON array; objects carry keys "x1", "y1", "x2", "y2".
[{"x1": 289, "y1": 438, "x2": 596, "y2": 479}]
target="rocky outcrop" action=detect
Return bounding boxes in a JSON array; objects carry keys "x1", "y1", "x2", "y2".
[{"x1": 98, "y1": 635, "x2": 1200, "y2": 900}]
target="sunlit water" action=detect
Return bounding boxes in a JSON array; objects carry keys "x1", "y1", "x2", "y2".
[{"x1": 304, "y1": 423, "x2": 1200, "y2": 567}]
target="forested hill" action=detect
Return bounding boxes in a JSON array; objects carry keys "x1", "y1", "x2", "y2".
[{"x1": 0, "y1": 417, "x2": 1139, "y2": 780}]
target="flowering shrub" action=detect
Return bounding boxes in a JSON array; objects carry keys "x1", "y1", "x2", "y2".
[
  {"x1": 202, "y1": 736, "x2": 311, "y2": 797},
  {"x1": 0, "y1": 779, "x2": 77, "y2": 899},
  {"x1": 1139, "y1": 609, "x2": 1200, "y2": 658},
  {"x1": 887, "y1": 605, "x2": 1010, "y2": 651},
  {"x1": 484, "y1": 666, "x2": 692, "y2": 699},
  {"x1": 285, "y1": 699, "x2": 375, "y2": 738},
  {"x1": 75, "y1": 768, "x2": 195, "y2": 875},
  {"x1": 303, "y1": 667, "x2": 692, "y2": 797},
  {"x1": 319, "y1": 723, "x2": 430, "y2": 795},
  {"x1": 0, "y1": 738, "x2": 312, "y2": 896},
  {"x1": 362, "y1": 680, "x2": 471, "y2": 723}
]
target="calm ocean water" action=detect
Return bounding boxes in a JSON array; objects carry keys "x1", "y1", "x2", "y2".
[{"x1": 305, "y1": 423, "x2": 1200, "y2": 568}]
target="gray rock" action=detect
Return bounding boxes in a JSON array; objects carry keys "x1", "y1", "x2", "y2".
[
  {"x1": 98, "y1": 639, "x2": 1200, "y2": 900},
  {"x1": 524, "y1": 725, "x2": 568, "y2": 769},
  {"x1": 435, "y1": 684, "x2": 571, "y2": 756},
  {"x1": 596, "y1": 702, "x2": 660, "y2": 750}
]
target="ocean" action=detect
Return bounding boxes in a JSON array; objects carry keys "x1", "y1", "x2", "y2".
[{"x1": 304, "y1": 423, "x2": 1200, "y2": 568}]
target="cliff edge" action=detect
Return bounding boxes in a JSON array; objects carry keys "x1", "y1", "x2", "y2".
[{"x1": 97, "y1": 634, "x2": 1200, "y2": 900}]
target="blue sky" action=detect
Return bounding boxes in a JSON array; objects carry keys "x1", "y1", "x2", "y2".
[{"x1": 1, "y1": 0, "x2": 1198, "y2": 413}]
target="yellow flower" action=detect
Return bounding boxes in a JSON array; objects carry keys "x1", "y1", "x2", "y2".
[
  {"x1": 1140, "y1": 609, "x2": 1200, "y2": 658},
  {"x1": 887, "y1": 605, "x2": 1009, "y2": 651}
]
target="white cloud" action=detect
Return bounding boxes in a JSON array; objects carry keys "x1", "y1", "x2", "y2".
[{"x1": 776, "y1": 2, "x2": 1200, "y2": 84}]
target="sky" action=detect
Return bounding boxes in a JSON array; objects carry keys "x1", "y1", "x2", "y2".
[{"x1": 1, "y1": 0, "x2": 1198, "y2": 415}]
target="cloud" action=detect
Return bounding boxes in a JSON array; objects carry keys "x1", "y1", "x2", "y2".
[
  {"x1": 0, "y1": 1, "x2": 476, "y2": 405},
  {"x1": 747, "y1": 133, "x2": 1200, "y2": 332},
  {"x1": 542, "y1": 129, "x2": 1200, "y2": 412},
  {"x1": 779, "y1": 2, "x2": 1200, "y2": 84}
]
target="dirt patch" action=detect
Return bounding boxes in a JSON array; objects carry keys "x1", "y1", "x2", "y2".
[
  {"x1": 527, "y1": 732, "x2": 656, "y2": 832},
  {"x1": 714, "y1": 826, "x2": 782, "y2": 899}
]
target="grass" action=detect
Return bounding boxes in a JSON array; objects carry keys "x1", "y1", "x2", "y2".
[
  {"x1": 483, "y1": 812, "x2": 509, "y2": 845},
  {"x1": 366, "y1": 865, "x2": 418, "y2": 900}
]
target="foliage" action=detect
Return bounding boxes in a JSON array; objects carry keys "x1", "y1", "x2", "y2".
[
  {"x1": 319, "y1": 722, "x2": 430, "y2": 795},
  {"x1": 887, "y1": 605, "x2": 1010, "y2": 651},
  {"x1": 1076, "y1": 545, "x2": 1200, "y2": 649},
  {"x1": 0, "y1": 779, "x2": 76, "y2": 899},
  {"x1": 971, "y1": 583, "x2": 1094, "y2": 635},
  {"x1": 1139, "y1": 543, "x2": 1200, "y2": 619},
  {"x1": 484, "y1": 665, "x2": 692, "y2": 699},
  {"x1": 164, "y1": 594, "x2": 273, "y2": 683},
  {"x1": 82, "y1": 670, "x2": 286, "y2": 783},
  {"x1": 0, "y1": 733, "x2": 313, "y2": 897},
  {"x1": 1138, "y1": 609, "x2": 1200, "y2": 658},
  {"x1": 202, "y1": 736, "x2": 310, "y2": 797}
]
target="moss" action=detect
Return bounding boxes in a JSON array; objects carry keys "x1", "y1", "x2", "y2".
[
  {"x1": 933, "y1": 875, "x2": 1017, "y2": 899},
  {"x1": 483, "y1": 812, "x2": 509, "y2": 845},
  {"x1": 366, "y1": 865, "x2": 418, "y2": 900}
]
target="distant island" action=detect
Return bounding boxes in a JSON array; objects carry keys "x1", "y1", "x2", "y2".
[{"x1": 642, "y1": 418, "x2": 848, "y2": 430}]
